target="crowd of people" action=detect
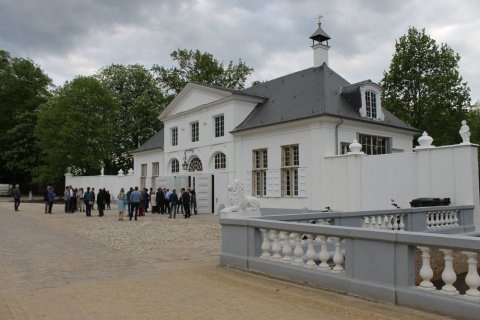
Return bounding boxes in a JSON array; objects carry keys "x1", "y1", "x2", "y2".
[
  {"x1": 119, "y1": 187, "x2": 197, "y2": 221},
  {"x1": 34, "y1": 185, "x2": 198, "y2": 221}
]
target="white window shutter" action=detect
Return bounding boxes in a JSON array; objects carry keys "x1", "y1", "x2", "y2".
[
  {"x1": 244, "y1": 171, "x2": 252, "y2": 196},
  {"x1": 267, "y1": 169, "x2": 281, "y2": 197},
  {"x1": 298, "y1": 168, "x2": 307, "y2": 197}
]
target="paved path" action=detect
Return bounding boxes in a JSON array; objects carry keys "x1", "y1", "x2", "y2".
[{"x1": 0, "y1": 201, "x2": 451, "y2": 319}]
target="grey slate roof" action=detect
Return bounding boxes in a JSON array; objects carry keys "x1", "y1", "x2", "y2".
[
  {"x1": 233, "y1": 64, "x2": 418, "y2": 133},
  {"x1": 130, "y1": 128, "x2": 164, "y2": 153}
]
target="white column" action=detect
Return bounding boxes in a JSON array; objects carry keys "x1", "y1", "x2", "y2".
[
  {"x1": 318, "y1": 235, "x2": 330, "y2": 271},
  {"x1": 418, "y1": 246, "x2": 435, "y2": 290},
  {"x1": 332, "y1": 237, "x2": 344, "y2": 273},
  {"x1": 462, "y1": 251, "x2": 480, "y2": 298},
  {"x1": 440, "y1": 249, "x2": 459, "y2": 295},
  {"x1": 292, "y1": 233, "x2": 304, "y2": 266},
  {"x1": 305, "y1": 234, "x2": 317, "y2": 268},
  {"x1": 281, "y1": 232, "x2": 293, "y2": 263},
  {"x1": 271, "y1": 230, "x2": 282, "y2": 260},
  {"x1": 260, "y1": 229, "x2": 271, "y2": 259}
]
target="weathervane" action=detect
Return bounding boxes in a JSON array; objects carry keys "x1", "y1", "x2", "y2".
[{"x1": 317, "y1": 15, "x2": 323, "y2": 24}]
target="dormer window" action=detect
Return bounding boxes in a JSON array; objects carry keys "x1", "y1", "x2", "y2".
[
  {"x1": 359, "y1": 85, "x2": 384, "y2": 121},
  {"x1": 341, "y1": 81, "x2": 384, "y2": 121},
  {"x1": 365, "y1": 91, "x2": 377, "y2": 119}
]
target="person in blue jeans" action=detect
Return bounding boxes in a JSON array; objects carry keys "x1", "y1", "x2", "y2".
[
  {"x1": 129, "y1": 186, "x2": 142, "y2": 221},
  {"x1": 169, "y1": 189, "x2": 178, "y2": 219}
]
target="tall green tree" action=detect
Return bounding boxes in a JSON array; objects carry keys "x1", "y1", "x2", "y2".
[
  {"x1": 2, "y1": 112, "x2": 40, "y2": 188},
  {"x1": 381, "y1": 27, "x2": 471, "y2": 145},
  {"x1": 35, "y1": 76, "x2": 118, "y2": 185},
  {"x1": 96, "y1": 64, "x2": 164, "y2": 172},
  {"x1": 0, "y1": 50, "x2": 52, "y2": 188},
  {"x1": 152, "y1": 49, "x2": 253, "y2": 101}
]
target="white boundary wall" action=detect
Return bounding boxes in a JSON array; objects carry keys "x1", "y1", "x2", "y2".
[{"x1": 322, "y1": 144, "x2": 480, "y2": 228}]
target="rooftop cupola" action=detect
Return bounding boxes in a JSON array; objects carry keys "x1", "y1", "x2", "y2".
[{"x1": 310, "y1": 15, "x2": 331, "y2": 67}]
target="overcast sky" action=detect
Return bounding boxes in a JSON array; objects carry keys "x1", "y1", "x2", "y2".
[{"x1": 2, "y1": 0, "x2": 480, "y2": 101}]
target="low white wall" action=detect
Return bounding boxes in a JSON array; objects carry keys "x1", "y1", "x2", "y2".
[{"x1": 65, "y1": 174, "x2": 138, "y2": 200}]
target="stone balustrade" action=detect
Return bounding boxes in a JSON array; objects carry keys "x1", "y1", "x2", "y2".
[
  {"x1": 260, "y1": 229, "x2": 344, "y2": 273},
  {"x1": 260, "y1": 205, "x2": 474, "y2": 233},
  {"x1": 426, "y1": 209, "x2": 459, "y2": 229},
  {"x1": 220, "y1": 213, "x2": 480, "y2": 319}
]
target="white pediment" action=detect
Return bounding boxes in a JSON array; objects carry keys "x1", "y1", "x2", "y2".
[{"x1": 159, "y1": 83, "x2": 231, "y2": 120}]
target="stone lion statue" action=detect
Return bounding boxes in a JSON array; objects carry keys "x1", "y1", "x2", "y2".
[{"x1": 220, "y1": 179, "x2": 260, "y2": 214}]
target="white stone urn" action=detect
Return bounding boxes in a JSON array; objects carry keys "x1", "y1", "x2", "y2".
[
  {"x1": 117, "y1": 169, "x2": 125, "y2": 176},
  {"x1": 416, "y1": 131, "x2": 434, "y2": 148},
  {"x1": 348, "y1": 139, "x2": 363, "y2": 154},
  {"x1": 127, "y1": 168, "x2": 134, "y2": 176}
]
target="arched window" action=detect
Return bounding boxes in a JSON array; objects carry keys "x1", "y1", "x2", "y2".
[
  {"x1": 171, "y1": 159, "x2": 179, "y2": 173},
  {"x1": 214, "y1": 152, "x2": 226, "y2": 169},
  {"x1": 188, "y1": 157, "x2": 203, "y2": 172}
]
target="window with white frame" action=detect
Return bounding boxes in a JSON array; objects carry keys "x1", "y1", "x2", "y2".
[
  {"x1": 359, "y1": 134, "x2": 389, "y2": 155},
  {"x1": 214, "y1": 114, "x2": 224, "y2": 138},
  {"x1": 151, "y1": 162, "x2": 159, "y2": 190},
  {"x1": 191, "y1": 122, "x2": 199, "y2": 142},
  {"x1": 365, "y1": 91, "x2": 377, "y2": 119},
  {"x1": 171, "y1": 127, "x2": 178, "y2": 146},
  {"x1": 252, "y1": 149, "x2": 267, "y2": 197},
  {"x1": 214, "y1": 152, "x2": 226, "y2": 169},
  {"x1": 152, "y1": 162, "x2": 159, "y2": 177},
  {"x1": 140, "y1": 163, "x2": 147, "y2": 188},
  {"x1": 281, "y1": 145, "x2": 299, "y2": 197},
  {"x1": 340, "y1": 142, "x2": 350, "y2": 155},
  {"x1": 171, "y1": 159, "x2": 179, "y2": 173}
]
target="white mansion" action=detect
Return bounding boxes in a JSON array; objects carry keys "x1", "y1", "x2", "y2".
[
  {"x1": 68, "y1": 21, "x2": 478, "y2": 220},
  {"x1": 130, "y1": 21, "x2": 420, "y2": 214}
]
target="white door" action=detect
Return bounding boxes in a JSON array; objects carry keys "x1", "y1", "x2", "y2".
[{"x1": 189, "y1": 174, "x2": 212, "y2": 213}]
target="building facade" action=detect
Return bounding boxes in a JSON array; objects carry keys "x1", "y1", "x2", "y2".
[{"x1": 131, "y1": 21, "x2": 419, "y2": 213}]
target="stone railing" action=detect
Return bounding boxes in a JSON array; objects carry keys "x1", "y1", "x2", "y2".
[
  {"x1": 259, "y1": 205, "x2": 475, "y2": 233},
  {"x1": 220, "y1": 215, "x2": 480, "y2": 320}
]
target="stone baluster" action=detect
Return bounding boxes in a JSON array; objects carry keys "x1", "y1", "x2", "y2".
[
  {"x1": 260, "y1": 228, "x2": 271, "y2": 259},
  {"x1": 332, "y1": 237, "x2": 344, "y2": 273},
  {"x1": 417, "y1": 246, "x2": 435, "y2": 290},
  {"x1": 430, "y1": 212, "x2": 436, "y2": 228},
  {"x1": 453, "y1": 210, "x2": 459, "y2": 226},
  {"x1": 376, "y1": 216, "x2": 383, "y2": 229},
  {"x1": 398, "y1": 214, "x2": 405, "y2": 230},
  {"x1": 317, "y1": 235, "x2": 330, "y2": 271},
  {"x1": 440, "y1": 249, "x2": 459, "y2": 295},
  {"x1": 384, "y1": 215, "x2": 390, "y2": 229},
  {"x1": 305, "y1": 234, "x2": 317, "y2": 268},
  {"x1": 281, "y1": 231, "x2": 293, "y2": 263},
  {"x1": 387, "y1": 215, "x2": 394, "y2": 230},
  {"x1": 362, "y1": 216, "x2": 369, "y2": 228},
  {"x1": 445, "y1": 211, "x2": 453, "y2": 226},
  {"x1": 461, "y1": 251, "x2": 480, "y2": 298},
  {"x1": 434, "y1": 211, "x2": 439, "y2": 228},
  {"x1": 426, "y1": 213, "x2": 432, "y2": 229},
  {"x1": 439, "y1": 211, "x2": 446, "y2": 228},
  {"x1": 292, "y1": 233, "x2": 304, "y2": 265},
  {"x1": 271, "y1": 230, "x2": 282, "y2": 260},
  {"x1": 392, "y1": 215, "x2": 399, "y2": 230}
]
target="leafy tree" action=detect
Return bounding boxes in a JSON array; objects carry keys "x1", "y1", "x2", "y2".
[
  {"x1": 96, "y1": 64, "x2": 164, "y2": 172},
  {"x1": 0, "y1": 50, "x2": 52, "y2": 188},
  {"x1": 2, "y1": 112, "x2": 40, "y2": 188},
  {"x1": 152, "y1": 49, "x2": 253, "y2": 101},
  {"x1": 34, "y1": 76, "x2": 119, "y2": 185},
  {"x1": 381, "y1": 27, "x2": 471, "y2": 145}
]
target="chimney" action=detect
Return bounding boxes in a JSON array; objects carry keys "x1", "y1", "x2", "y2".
[{"x1": 309, "y1": 16, "x2": 331, "y2": 67}]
